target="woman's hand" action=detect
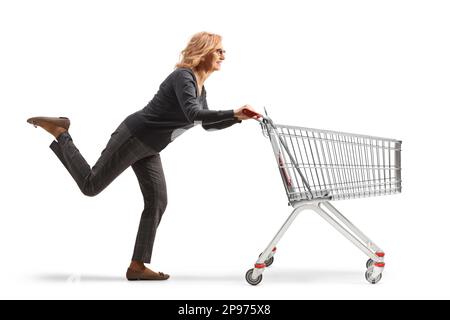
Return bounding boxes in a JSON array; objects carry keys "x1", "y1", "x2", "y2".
[{"x1": 234, "y1": 105, "x2": 261, "y2": 120}]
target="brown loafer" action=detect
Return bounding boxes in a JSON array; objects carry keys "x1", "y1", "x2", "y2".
[
  {"x1": 126, "y1": 268, "x2": 170, "y2": 281},
  {"x1": 27, "y1": 116, "x2": 70, "y2": 130}
]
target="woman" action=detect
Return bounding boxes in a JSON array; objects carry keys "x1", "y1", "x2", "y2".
[{"x1": 27, "y1": 32, "x2": 259, "y2": 281}]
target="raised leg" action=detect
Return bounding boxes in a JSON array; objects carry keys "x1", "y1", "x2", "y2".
[{"x1": 49, "y1": 122, "x2": 153, "y2": 197}]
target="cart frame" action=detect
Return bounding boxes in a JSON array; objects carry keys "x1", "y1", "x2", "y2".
[{"x1": 244, "y1": 110, "x2": 402, "y2": 285}]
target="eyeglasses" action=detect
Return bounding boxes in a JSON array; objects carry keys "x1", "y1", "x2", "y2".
[{"x1": 215, "y1": 48, "x2": 226, "y2": 56}]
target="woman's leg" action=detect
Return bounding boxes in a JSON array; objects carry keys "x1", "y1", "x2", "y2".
[
  {"x1": 49, "y1": 122, "x2": 151, "y2": 197},
  {"x1": 126, "y1": 153, "x2": 169, "y2": 280},
  {"x1": 130, "y1": 153, "x2": 168, "y2": 263},
  {"x1": 33, "y1": 118, "x2": 168, "y2": 280}
]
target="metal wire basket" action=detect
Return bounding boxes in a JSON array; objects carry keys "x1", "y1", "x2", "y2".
[{"x1": 261, "y1": 122, "x2": 402, "y2": 203}]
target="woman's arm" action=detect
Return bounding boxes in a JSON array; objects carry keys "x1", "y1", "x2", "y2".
[
  {"x1": 201, "y1": 98, "x2": 242, "y2": 131},
  {"x1": 174, "y1": 70, "x2": 235, "y2": 123},
  {"x1": 202, "y1": 118, "x2": 242, "y2": 131}
]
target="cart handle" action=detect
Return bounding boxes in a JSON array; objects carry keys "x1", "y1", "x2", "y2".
[
  {"x1": 245, "y1": 107, "x2": 314, "y2": 199},
  {"x1": 242, "y1": 108, "x2": 263, "y2": 119}
]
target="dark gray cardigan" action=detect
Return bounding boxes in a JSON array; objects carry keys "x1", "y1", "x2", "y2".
[{"x1": 124, "y1": 67, "x2": 241, "y2": 152}]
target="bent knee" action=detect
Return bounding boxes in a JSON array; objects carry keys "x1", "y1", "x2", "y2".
[
  {"x1": 143, "y1": 193, "x2": 168, "y2": 211},
  {"x1": 81, "y1": 188, "x2": 100, "y2": 197},
  {"x1": 80, "y1": 183, "x2": 103, "y2": 197}
]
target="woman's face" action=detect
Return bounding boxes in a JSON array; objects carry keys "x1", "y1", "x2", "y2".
[{"x1": 203, "y1": 43, "x2": 226, "y2": 72}]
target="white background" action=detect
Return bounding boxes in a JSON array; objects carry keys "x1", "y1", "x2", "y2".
[{"x1": 1, "y1": 0, "x2": 449, "y2": 299}]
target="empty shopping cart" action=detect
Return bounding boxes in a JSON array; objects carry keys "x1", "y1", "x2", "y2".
[{"x1": 242, "y1": 109, "x2": 402, "y2": 285}]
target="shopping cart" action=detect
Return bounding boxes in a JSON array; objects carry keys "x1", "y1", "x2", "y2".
[{"x1": 242, "y1": 109, "x2": 402, "y2": 285}]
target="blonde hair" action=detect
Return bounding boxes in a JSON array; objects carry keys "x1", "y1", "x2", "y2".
[{"x1": 175, "y1": 32, "x2": 222, "y2": 69}]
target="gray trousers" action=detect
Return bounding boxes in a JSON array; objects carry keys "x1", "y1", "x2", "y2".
[{"x1": 49, "y1": 122, "x2": 167, "y2": 263}]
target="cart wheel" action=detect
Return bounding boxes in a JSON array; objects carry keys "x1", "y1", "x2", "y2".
[
  {"x1": 365, "y1": 269, "x2": 382, "y2": 284},
  {"x1": 265, "y1": 256, "x2": 274, "y2": 267},
  {"x1": 245, "y1": 269, "x2": 263, "y2": 286},
  {"x1": 259, "y1": 253, "x2": 275, "y2": 267},
  {"x1": 366, "y1": 259, "x2": 374, "y2": 269}
]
